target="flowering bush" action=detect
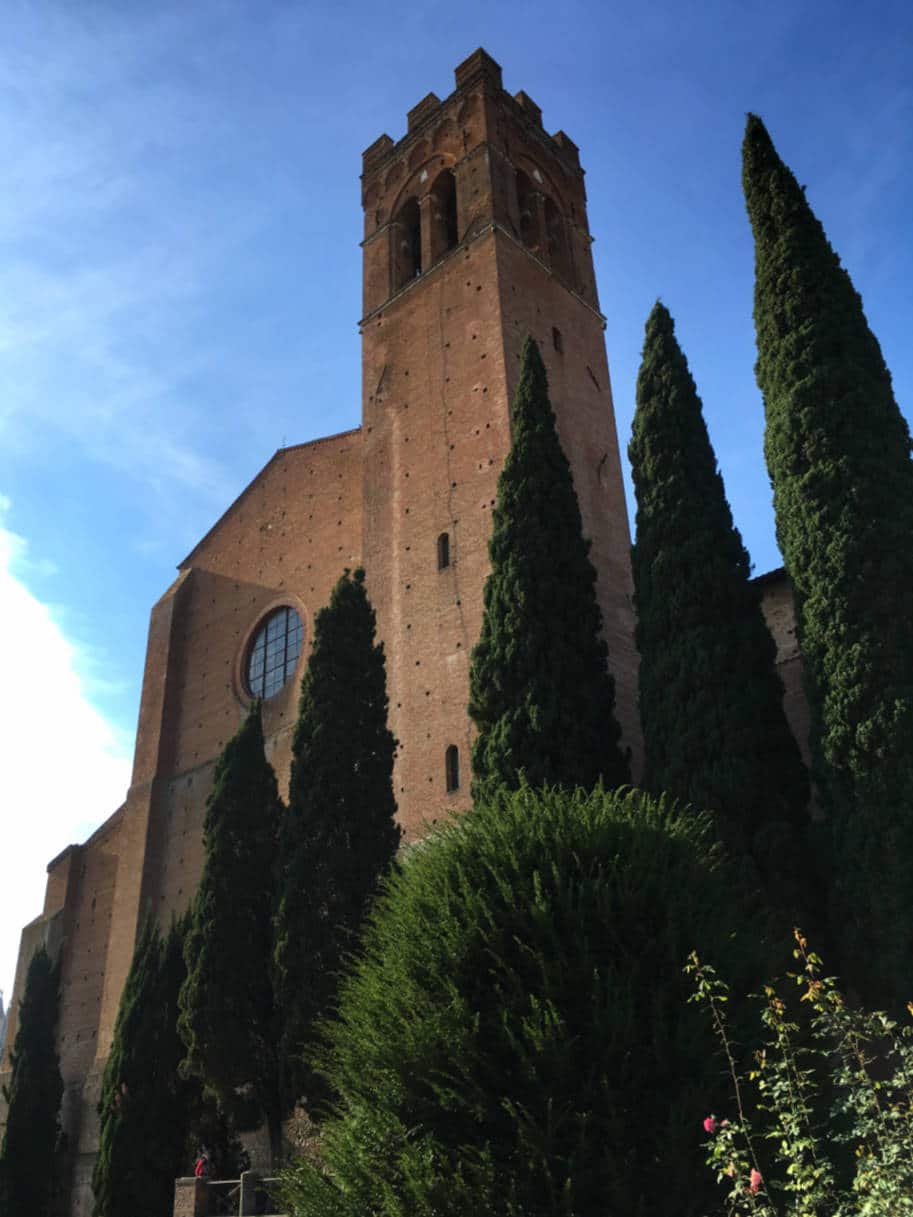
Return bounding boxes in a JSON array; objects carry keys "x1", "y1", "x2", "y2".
[{"x1": 688, "y1": 932, "x2": 913, "y2": 1215}]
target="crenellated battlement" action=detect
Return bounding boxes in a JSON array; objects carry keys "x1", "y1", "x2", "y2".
[
  {"x1": 360, "y1": 49, "x2": 595, "y2": 319},
  {"x1": 362, "y1": 49, "x2": 580, "y2": 181}
]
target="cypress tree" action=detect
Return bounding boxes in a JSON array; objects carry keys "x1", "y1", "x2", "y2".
[
  {"x1": 178, "y1": 701, "x2": 283, "y2": 1161},
  {"x1": 743, "y1": 114, "x2": 913, "y2": 1003},
  {"x1": 92, "y1": 915, "x2": 191, "y2": 1217},
  {"x1": 629, "y1": 302, "x2": 809, "y2": 881},
  {"x1": 468, "y1": 335, "x2": 628, "y2": 799},
  {"x1": 0, "y1": 945, "x2": 63, "y2": 1217},
  {"x1": 274, "y1": 567, "x2": 400, "y2": 1114}
]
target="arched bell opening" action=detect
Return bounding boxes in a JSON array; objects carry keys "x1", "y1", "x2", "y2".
[
  {"x1": 393, "y1": 196, "x2": 422, "y2": 291},
  {"x1": 516, "y1": 170, "x2": 542, "y2": 255},
  {"x1": 545, "y1": 194, "x2": 573, "y2": 287},
  {"x1": 429, "y1": 169, "x2": 458, "y2": 264}
]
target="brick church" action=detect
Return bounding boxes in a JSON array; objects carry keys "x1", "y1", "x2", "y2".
[{"x1": 1, "y1": 49, "x2": 804, "y2": 1214}]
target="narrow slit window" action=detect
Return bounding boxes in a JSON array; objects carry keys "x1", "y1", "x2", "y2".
[
  {"x1": 552, "y1": 327, "x2": 563, "y2": 354},
  {"x1": 437, "y1": 532, "x2": 450, "y2": 569},
  {"x1": 445, "y1": 745, "x2": 460, "y2": 793}
]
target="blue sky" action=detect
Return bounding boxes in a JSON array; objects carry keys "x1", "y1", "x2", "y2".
[{"x1": 1, "y1": 0, "x2": 911, "y2": 999}]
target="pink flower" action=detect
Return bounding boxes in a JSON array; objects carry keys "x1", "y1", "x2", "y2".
[
  {"x1": 703, "y1": 1115, "x2": 718, "y2": 1134},
  {"x1": 749, "y1": 1169, "x2": 763, "y2": 1194}
]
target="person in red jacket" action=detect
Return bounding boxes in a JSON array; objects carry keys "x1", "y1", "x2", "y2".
[{"x1": 194, "y1": 1149, "x2": 210, "y2": 1179}]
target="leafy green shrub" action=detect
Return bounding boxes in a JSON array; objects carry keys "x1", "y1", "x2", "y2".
[
  {"x1": 689, "y1": 932, "x2": 913, "y2": 1215},
  {"x1": 280, "y1": 786, "x2": 775, "y2": 1217}
]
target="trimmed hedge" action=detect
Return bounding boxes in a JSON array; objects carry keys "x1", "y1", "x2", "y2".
[{"x1": 280, "y1": 785, "x2": 775, "y2": 1217}]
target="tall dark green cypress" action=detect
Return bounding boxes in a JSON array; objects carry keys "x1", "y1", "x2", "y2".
[
  {"x1": 178, "y1": 701, "x2": 283, "y2": 1161},
  {"x1": 93, "y1": 916, "x2": 191, "y2": 1217},
  {"x1": 468, "y1": 335, "x2": 628, "y2": 799},
  {"x1": 0, "y1": 946, "x2": 63, "y2": 1217},
  {"x1": 274, "y1": 568, "x2": 400, "y2": 1114},
  {"x1": 629, "y1": 302, "x2": 808, "y2": 878},
  {"x1": 743, "y1": 114, "x2": 913, "y2": 1003}
]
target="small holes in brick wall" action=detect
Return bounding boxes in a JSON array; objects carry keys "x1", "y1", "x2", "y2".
[{"x1": 415, "y1": 659, "x2": 421, "y2": 665}]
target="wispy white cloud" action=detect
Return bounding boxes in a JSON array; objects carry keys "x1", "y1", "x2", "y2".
[
  {"x1": 0, "y1": 4, "x2": 264, "y2": 516},
  {"x1": 0, "y1": 502, "x2": 132, "y2": 1001}
]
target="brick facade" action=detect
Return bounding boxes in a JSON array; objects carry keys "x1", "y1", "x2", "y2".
[{"x1": 0, "y1": 50, "x2": 804, "y2": 1217}]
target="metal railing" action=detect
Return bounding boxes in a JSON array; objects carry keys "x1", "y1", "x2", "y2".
[
  {"x1": 207, "y1": 1178, "x2": 241, "y2": 1215},
  {"x1": 173, "y1": 1171, "x2": 285, "y2": 1216}
]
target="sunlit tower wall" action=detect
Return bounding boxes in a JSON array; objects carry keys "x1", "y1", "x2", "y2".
[{"x1": 360, "y1": 49, "x2": 640, "y2": 837}]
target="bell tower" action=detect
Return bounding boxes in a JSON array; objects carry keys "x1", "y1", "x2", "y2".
[{"x1": 360, "y1": 50, "x2": 639, "y2": 837}]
